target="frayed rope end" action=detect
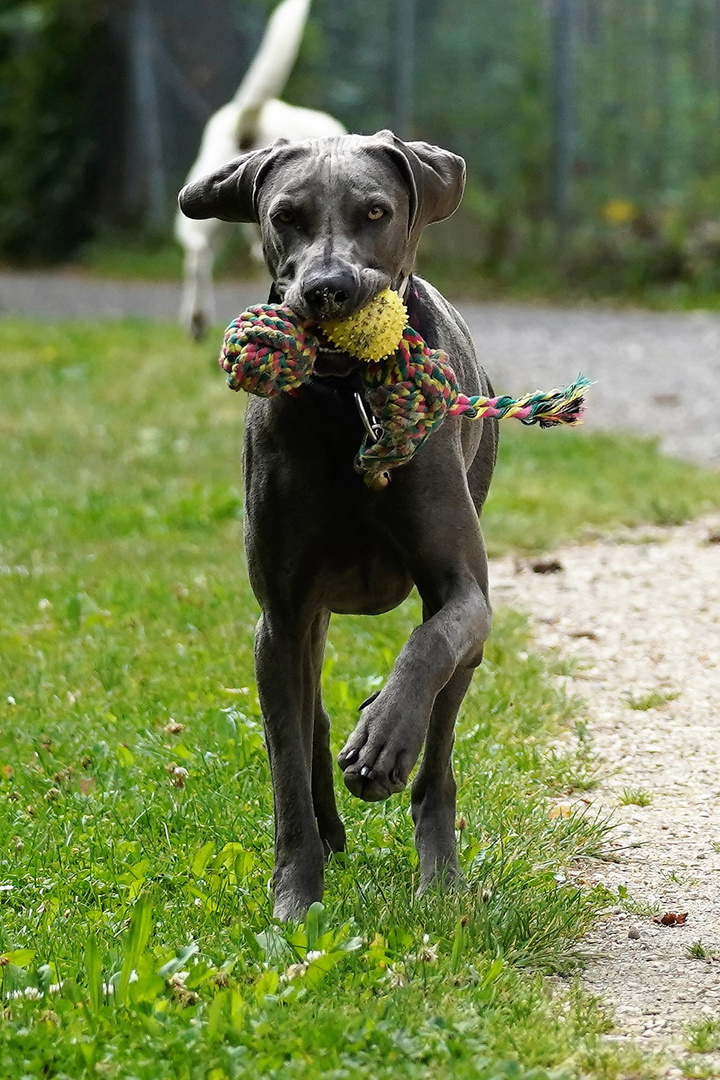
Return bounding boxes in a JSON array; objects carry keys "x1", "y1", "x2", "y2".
[
  {"x1": 451, "y1": 374, "x2": 592, "y2": 427},
  {"x1": 518, "y1": 373, "x2": 592, "y2": 428}
]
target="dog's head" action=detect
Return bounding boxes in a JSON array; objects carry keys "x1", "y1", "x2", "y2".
[{"x1": 178, "y1": 131, "x2": 465, "y2": 321}]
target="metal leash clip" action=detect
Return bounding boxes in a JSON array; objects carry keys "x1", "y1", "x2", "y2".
[{"x1": 354, "y1": 391, "x2": 383, "y2": 444}]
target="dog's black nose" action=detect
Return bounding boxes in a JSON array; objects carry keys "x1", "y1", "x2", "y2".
[{"x1": 301, "y1": 268, "x2": 360, "y2": 319}]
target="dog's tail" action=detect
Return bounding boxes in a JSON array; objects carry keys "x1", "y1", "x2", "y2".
[{"x1": 232, "y1": 0, "x2": 311, "y2": 147}]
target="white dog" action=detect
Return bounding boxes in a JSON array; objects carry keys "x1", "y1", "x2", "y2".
[{"x1": 175, "y1": 0, "x2": 346, "y2": 339}]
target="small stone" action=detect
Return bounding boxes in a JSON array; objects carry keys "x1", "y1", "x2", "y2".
[
  {"x1": 628, "y1": 927, "x2": 641, "y2": 940},
  {"x1": 531, "y1": 556, "x2": 564, "y2": 575}
]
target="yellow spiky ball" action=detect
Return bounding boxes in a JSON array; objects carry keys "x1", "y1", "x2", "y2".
[{"x1": 319, "y1": 287, "x2": 408, "y2": 362}]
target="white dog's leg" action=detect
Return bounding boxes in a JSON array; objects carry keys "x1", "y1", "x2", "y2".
[
  {"x1": 176, "y1": 0, "x2": 345, "y2": 337},
  {"x1": 178, "y1": 217, "x2": 233, "y2": 340}
]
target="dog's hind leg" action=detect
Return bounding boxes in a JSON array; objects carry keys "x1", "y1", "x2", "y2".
[
  {"x1": 308, "y1": 610, "x2": 346, "y2": 857},
  {"x1": 411, "y1": 661, "x2": 474, "y2": 894},
  {"x1": 255, "y1": 611, "x2": 326, "y2": 921}
]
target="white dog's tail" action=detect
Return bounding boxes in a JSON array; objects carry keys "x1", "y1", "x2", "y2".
[{"x1": 233, "y1": 0, "x2": 311, "y2": 145}]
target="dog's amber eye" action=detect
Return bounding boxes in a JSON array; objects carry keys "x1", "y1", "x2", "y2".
[
  {"x1": 367, "y1": 206, "x2": 385, "y2": 221},
  {"x1": 274, "y1": 209, "x2": 294, "y2": 225}
]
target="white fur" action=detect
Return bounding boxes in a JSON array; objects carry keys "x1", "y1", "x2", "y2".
[{"x1": 175, "y1": 0, "x2": 345, "y2": 338}]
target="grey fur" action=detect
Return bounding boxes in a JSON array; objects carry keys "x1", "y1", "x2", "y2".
[{"x1": 179, "y1": 131, "x2": 498, "y2": 921}]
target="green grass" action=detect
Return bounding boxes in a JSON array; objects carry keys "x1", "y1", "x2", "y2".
[
  {"x1": 622, "y1": 688, "x2": 680, "y2": 712},
  {"x1": 70, "y1": 232, "x2": 182, "y2": 279},
  {"x1": 683, "y1": 1015, "x2": 720, "y2": 1078},
  {"x1": 617, "y1": 787, "x2": 654, "y2": 807},
  {"x1": 487, "y1": 427, "x2": 720, "y2": 556},
  {"x1": 74, "y1": 231, "x2": 265, "y2": 286},
  {"x1": 685, "y1": 1017, "x2": 720, "y2": 1054},
  {"x1": 2, "y1": 316, "x2": 718, "y2": 1078}
]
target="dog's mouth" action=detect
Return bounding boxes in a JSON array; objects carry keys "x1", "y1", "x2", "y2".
[
  {"x1": 312, "y1": 329, "x2": 361, "y2": 378},
  {"x1": 312, "y1": 325, "x2": 343, "y2": 352}
]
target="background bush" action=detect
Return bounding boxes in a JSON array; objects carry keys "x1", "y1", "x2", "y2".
[
  {"x1": 0, "y1": 0, "x2": 105, "y2": 261},
  {"x1": 4, "y1": 0, "x2": 720, "y2": 296}
]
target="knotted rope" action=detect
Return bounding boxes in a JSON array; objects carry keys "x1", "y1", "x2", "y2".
[{"x1": 220, "y1": 304, "x2": 590, "y2": 489}]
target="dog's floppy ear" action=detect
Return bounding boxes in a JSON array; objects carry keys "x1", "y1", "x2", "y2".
[
  {"x1": 178, "y1": 140, "x2": 290, "y2": 223},
  {"x1": 372, "y1": 130, "x2": 466, "y2": 238}
]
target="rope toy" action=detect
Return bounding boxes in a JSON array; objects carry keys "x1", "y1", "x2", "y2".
[{"x1": 220, "y1": 290, "x2": 590, "y2": 489}]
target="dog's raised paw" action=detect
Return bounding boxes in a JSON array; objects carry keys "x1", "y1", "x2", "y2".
[
  {"x1": 342, "y1": 764, "x2": 403, "y2": 802},
  {"x1": 338, "y1": 718, "x2": 412, "y2": 802}
]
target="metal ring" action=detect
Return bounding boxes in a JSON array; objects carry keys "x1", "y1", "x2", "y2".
[{"x1": 354, "y1": 392, "x2": 383, "y2": 443}]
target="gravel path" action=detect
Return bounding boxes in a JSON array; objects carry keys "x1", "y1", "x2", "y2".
[
  {"x1": 493, "y1": 514, "x2": 720, "y2": 1063},
  {"x1": 2, "y1": 269, "x2": 719, "y2": 464}
]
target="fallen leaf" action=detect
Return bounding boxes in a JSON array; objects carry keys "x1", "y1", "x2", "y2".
[{"x1": 654, "y1": 912, "x2": 688, "y2": 926}]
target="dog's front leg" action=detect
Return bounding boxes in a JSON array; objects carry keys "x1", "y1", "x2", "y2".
[
  {"x1": 255, "y1": 612, "x2": 326, "y2": 921},
  {"x1": 338, "y1": 461, "x2": 491, "y2": 817},
  {"x1": 339, "y1": 574, "x2": 489, "y2": 804}
]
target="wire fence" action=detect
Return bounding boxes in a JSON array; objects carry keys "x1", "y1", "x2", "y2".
[
  {"x1": 5, "y1": 0, "x2": 720, "y2": 276},
  {"x1": 138, "y1": 0, "x2": 720, "y2": 228},
  {"x1": 572, "y1": 0, "x2": 720, "y2": 213}
]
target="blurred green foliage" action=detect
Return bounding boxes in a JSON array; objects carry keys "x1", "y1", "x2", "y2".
[
  {"x1": 0, "y1": 0, "x2": 103, "y2": 261},
  {"x1": 289, "y1": 0, "x2": 720, "y2": 297},
  {"x1": 6, "y1": 0, "x2": 720, "y2": 296}
]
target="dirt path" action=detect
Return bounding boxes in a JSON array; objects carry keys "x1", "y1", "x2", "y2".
[{"x1": 492, "y1": 514, "x2": 720, "y2": 1063}]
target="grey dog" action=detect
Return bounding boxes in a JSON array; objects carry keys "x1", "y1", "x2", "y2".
[{"x1": 179, "y1": 131, "x2": 498, "y2": 921}]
